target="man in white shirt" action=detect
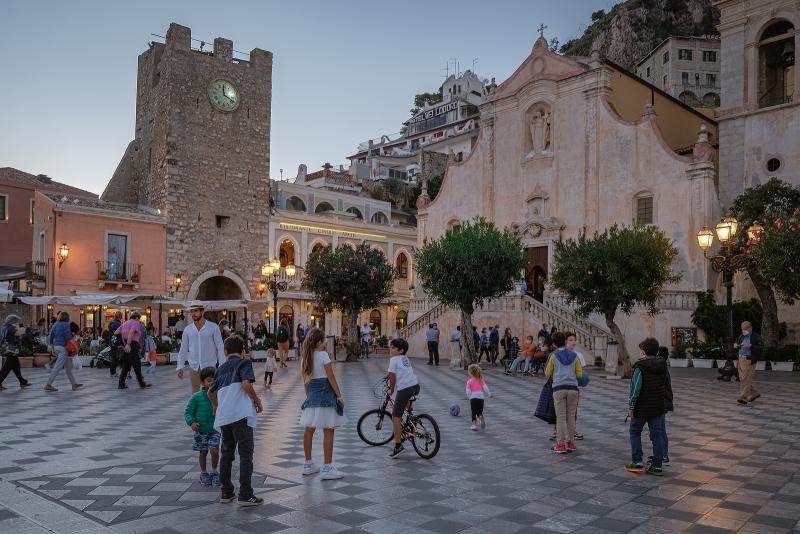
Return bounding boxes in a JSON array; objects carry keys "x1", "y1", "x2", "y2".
[
  {"x1": 174, "y1": 315, "x2": 186, "y2": 338},
  {"x1": 177, "y1": 303, "x2": 225, "y2": 393},
  {"x1": 360, "y1": 323, "x2": 372, "y2": 359}
]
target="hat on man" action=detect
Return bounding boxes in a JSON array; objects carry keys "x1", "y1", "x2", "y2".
[{"x1": 186, "y1": 301, "x2": 205, "y2": 311}]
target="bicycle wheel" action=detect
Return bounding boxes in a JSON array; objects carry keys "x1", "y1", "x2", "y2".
[
  {"x1": 357, "y1": 409, "x2": 394, "y2": 446},
  {"x1": 410, "y1": 414, "x2": 441, "y2": 459}
]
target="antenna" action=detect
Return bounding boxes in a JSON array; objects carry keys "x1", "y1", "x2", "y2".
[{"x1": 472, "y1": 58, "x2": 479, "y2": 72}]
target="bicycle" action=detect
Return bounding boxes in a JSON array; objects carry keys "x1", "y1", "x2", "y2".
[{"x1": 357, "y1": 377, "x2": 441, "y2": 459}]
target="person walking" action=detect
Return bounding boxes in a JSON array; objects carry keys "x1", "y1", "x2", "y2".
[
  {"x1": 359, "y1": 323, "x2": 372, "y2": 359},
  {"x1": 466, "y1": 364, "x2": 493, "y2": 430},
  {"x1": 0, "y1": 314, "x2": 30, "y2": 390},
  {"x1": 500, "y1": 327, "x2": 512, "y2": 364},
  {"x1": 177, "y1": 303, "x2": 225, "y2": 394},
  {"x1": 296, "y1": 323, "x2": 305, "y2": 356},
  {"x1": 625, "y1": 338, "x2": 667, "y2": 476},
  {"x1": 117, "y1": 312, "x2": 151, "y2": 390},
  {"x1": 736, "y1": 321, "x2": 763, "y2": 404},
  {"x1": 449, "y1": 326, "x2": 462, "y2": 367},
  {"x1": 107, "y1": 311, "x2": 123, "y2": 376},
  {"x1": 44, "y1": 312, "x2": 82, "y2": 392},
  {"x1": 425, "y1": 324, "x2": 439, "y2": 366},
  {"x1": 478, "y1": 328, "x2": 490, "y2": 363},
  {"x1": 544, "y1": 332, "x2": 582, "y2": 454},
  {"x1": 276, "y1": 319, "x2": 291, "y2": 368},
  {"x1": 489, "y1": 325, "x2": 500, "y2": 365},
  {"x1": 174, "y1": 314, "x2": 186, "y2": 339}
]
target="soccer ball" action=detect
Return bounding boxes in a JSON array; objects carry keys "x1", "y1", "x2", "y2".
[{"x1": 449, "y1": 403, "x2": 461, "y2": 417}]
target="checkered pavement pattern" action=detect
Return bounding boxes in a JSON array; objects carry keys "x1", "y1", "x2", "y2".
[{"x1": 1, "y1": 356, "x2": 799, "y2": 533}]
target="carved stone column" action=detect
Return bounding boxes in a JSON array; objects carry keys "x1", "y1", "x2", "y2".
[{"x1": 481, "y1": 111, "x2": 496, "y2": 221}]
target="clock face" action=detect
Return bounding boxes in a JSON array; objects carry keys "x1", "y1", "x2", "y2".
[{"x1": 209, "y1": 79, "x2": 240, "y2": 111}]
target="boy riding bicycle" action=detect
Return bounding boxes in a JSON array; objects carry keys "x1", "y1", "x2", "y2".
[{"x1": 386, "y1": 338, "x2": 419, "y2": 458}]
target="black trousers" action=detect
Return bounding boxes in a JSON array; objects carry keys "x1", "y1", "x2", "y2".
[
  {"x1": 427, "y1": 341, "x2": 439, "y2": 364},
  {"x1": 264, "y1": 371, "x2": 273, "y2": 384},
  {"x1": 470, "y1": 398, "x2": 484, "y2": 421},
  {"x1": 220, "y1": 418, "x2": 254, "y2": 499},
  {"x1": 0, "y1": 354, "x2": 26, "y2": 386},
  {"x1": 110, "y1": 346, "x2": 120, "y2": 375},
  {"x1": 118, "y1": 342, "x2": 145, "y2": 387}
]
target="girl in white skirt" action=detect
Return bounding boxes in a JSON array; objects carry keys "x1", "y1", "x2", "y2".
[{"x1": 299, "y1": 328, "x2": 347, "y2": 480}]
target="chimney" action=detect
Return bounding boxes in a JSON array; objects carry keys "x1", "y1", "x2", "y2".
[{"x1": 323, "y1": 163, "x2": 332, "y2": 178}]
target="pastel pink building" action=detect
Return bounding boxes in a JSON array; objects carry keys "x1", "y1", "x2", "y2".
[{"x1": 31, "y1": 192, "x2": 167, "y2": 330}]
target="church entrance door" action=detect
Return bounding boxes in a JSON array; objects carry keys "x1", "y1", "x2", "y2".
[
  {"x1": 526, "y1": 246, "x2": 548, "y2": 302},
  {"x1": 196, "y1": 275, "x2": 243, "y2": 323}
]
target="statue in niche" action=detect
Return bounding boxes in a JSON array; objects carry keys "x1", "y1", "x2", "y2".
[{"x1": 527, "y1": 107, "x2": 552, "y2": 157}]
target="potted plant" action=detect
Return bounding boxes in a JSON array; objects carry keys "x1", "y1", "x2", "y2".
[
  {"x1": 33, "y1": 342, "x2": 51, "y2": 367},
  {"x1": 765, "y1": 345, "x2": 797, "y2": 372},
  {"x1": 372, "y1": 335, "x2": 390, "y2": 355},
  {"x1": 250, "y1": 338, "x2": 271, "y2": 361},
  {"x1": 689, "y1": 340, "x2": 722, "y2": 369},
  {"x1": 667, "y1": 344, "x2": 689, "y2": 367}
]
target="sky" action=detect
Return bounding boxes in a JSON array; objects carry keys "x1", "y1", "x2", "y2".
[{"x1": 0, "y1": 0, "x2": 616, "y2": 195}]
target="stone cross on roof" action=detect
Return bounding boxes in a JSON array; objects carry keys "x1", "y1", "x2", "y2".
[{"x1": 537, "y1": 23, "x2": 548, "y2": 38}]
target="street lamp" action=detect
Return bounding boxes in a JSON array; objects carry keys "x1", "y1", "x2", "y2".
[
  {"x1": 58, "y1": 243, "x2": 70, "y2": 267},
  {"x1": 696, "y1": 217, "x2": 761, "y2": 381},
  {"x1": 261, "y1": 261, "x2": 301, "y2": 336}
]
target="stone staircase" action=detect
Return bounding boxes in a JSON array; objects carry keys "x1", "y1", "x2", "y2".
[{"x1": 399, "y1": 293, "x2": 616, "y2": 363}]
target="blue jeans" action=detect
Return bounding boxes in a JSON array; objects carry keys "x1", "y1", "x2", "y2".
[
  {"x1": 508, "y1": 356, "x2": 524, "y2": 373},
  {"x1": 522, "y1": 357, "x2": 534, "y2": 373},
  {"x1": 629, "y1": 414, "x2": 665, "y2": 468}
]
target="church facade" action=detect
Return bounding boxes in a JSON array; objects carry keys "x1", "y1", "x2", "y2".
[
  {"x1": 411, "y1": 36, "x2": 721, "y2": 358},
  {"x1": 102, "y1": 23, "x2": 273, "y2": 303}
]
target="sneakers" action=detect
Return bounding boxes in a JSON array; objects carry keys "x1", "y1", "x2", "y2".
[
  {"x1": 389, "y1": 444, "x2": 405, "y2": 459},
  {"x1": 566, "y1": 442, "x2": 576, "y2": 452},
  {"x1": 72, "y1": 383, "x2": 83, "y2": 391},
  {"x1": 646, "y1": 465, "x2": 663, "y2": 476},
  {"x1": 211, "y1": 472, "x2": 220, "y2": 486},
  {"x1": 302, "y1": 461, "x2": 320, "y2": 475},
  {"x1": 139, "y1": 382, "x2": 152, "y2": 389},
  {"x1": 737, "y1": 398, "x2": 748, "y2": 404},
  {"x1": 480, "y1": 415, "x2": 486, "y2": 429},
  {"x1": 237, "y1": 496, "x2": 264, "y2": 507},
  {"x1": 574, "y1": 432, "x2": 584, "y2": 440},
  {"x1": 118, "y1": 385, "x2": 129, "y2": 390},
  {"x1": 200, "y1": 472, "x2": 212, "y2": 486},
  {"x1": 624, "y1": 462, "x2": 644, "y2": 473},
  {"x1": 320, "y1": 464, "x2": 344, "y2": 480},
  {"x1": 648, "y1": 455, "x2": 670, "y2": 465},
  {"x1": 43, "y1": 384, "x2": 57, "y2": 392},
  {"x1": 551, "y1": 443, "x2": 567, "y2": 454},
  {"x1": 20, "y1": 381, "x2": 30, "y2": 388},
  {"x1": 470, "y1": 423, "x2": 477, "y2": 431},
  {"x1": 220, "y1": 492, "x2": 235, "y2": 503},
  {"x1": 549, "y1": 432, "x2": 557, "y2": 441}
]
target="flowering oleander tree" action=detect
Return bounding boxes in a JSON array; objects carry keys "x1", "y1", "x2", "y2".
[
  {"x1": 304, "y1": 243, "x2": 394, "y2": 362},
  {"x1": 730, "y1": 178, "x2": 800, "y2": 347},
  {"x1": 414, "y1": 218, "x2": 526, "y2": 366},
  {"x1": 550, "y1": 224, "x2": 680, "y2": 378}
]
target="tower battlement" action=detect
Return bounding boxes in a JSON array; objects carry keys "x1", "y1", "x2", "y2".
[{"x1": 164, "y1": 22, "x2": 272, "y2": 68}]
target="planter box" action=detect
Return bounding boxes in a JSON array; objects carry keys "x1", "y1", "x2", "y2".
[
  {"x1": 755, "y1": 361, "x2": 766, "y2": 371},
  {"x1": 771, "y1": 361, "x2": 795, "y2": 372},
  {"x1": 714, "y1": 359, "x2": 735, "y2": 369},
  {"x1": 251, "y1": 350, "x2": 267, "y2": 361},
  {"x1": 156, "y1": 353, "x2": 169, "y2": 365},
  {"x1": 169, "y1": 352, "x2": 180, "y2": 363},
  {"x1": 691, "y1": 358, "x2": 714, "y2": 368},
  {"x1": 19, "y1": 356, "x2": 33, "y2": 368},
  {"x1": 668, "y1": 358, "x2": 689, "y2": 367},
  {"x1": 373, "y1": 347, "x2": 390, "y2": 355},
  {"x1": 33, "y1": 353, "x2": 51, "y2": 367}
]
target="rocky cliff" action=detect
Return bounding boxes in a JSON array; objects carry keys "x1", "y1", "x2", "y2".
[{"x1": 559, "y1": 0, "x2": 718, "y2": 69}]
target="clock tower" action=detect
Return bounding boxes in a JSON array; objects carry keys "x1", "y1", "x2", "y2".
[{"x1": 103, "y1": 23, "x2": 273, "y2": 302}]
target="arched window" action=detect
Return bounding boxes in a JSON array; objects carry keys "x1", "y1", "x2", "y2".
[
  {"x1": 758, "y1": 20, "x2": 795, "y2": 108},
  {"x1": 447, "y1": 219, "x2": 461, "y2": 232},
  {"x1": 369, "y1": 309, "x2": 382, "y2": 336},
  {"x1": 285, "y1": 196, "x2": 306, "y2": 212},
  {"x1": 702, "y1": 92, "x2": 720, "y2": 107},
  {"x1": 311, "y1": 242, "x2": 327, "y2": 257},
  {"x1": 396, "y1": 253, "x2": 409, "y2": 278},
  {"x1": 346, "y1": 207, "x2": 363, "y2": 220},
  {"x1": 371, "y1": 211, "x2": 388, "y2": 225},
  {"x1": 315, "y1": 201, "x2": 334, "y2": 214},
  {"x1": 678, "y1": 90, "x2": 699, "y2": 107},
  {"x1": 279, "y1": 239, "x2": 295, "y2": 267},
  {"x1": 395, "y1": 309, "x2": 407, "y2": 330}
]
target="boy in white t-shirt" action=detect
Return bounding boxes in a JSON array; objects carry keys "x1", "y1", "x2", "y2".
[{"x1": 386, "y1": 338, "x2": 419, "y2": 459}]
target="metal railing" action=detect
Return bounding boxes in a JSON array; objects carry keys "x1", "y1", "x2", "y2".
[
  {"x1": 25, "y1": 261, "x2": 46, "y2": 282},
  {"x1": 96, "y1": 261, "x2": 142, "y2": 284}
]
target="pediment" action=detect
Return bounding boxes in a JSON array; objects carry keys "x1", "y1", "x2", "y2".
[{"x1": 492, "y1": 38, "x2": 589, "y2": 100}]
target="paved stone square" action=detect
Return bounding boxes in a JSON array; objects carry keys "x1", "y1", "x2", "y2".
[{"x1": 1, "y1": 356, "x2": 800, "y2": 534}]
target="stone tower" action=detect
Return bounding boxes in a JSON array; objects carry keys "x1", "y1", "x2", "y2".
[{"x1": 102, "y1": 23, "x2": 273, "y2": 301}]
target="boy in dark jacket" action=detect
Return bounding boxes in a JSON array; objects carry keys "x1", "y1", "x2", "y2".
[
  {"x1": 625, "y1": 338, "x2": 667, "y2": 476},
  {"x1": 648, "y1": 347, "x2": 673, "y2": 466},
  {"x1": 185, "y1": 367, "x2": 220, "y2": 486}
]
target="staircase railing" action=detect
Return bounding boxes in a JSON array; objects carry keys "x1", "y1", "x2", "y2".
[{"x1": 397, "y1": 301, "x2": 450, "y2": 340}]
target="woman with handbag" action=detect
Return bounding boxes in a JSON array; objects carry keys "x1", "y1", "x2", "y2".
[
  {"x1": 44, "y1": 312, "x2": 82, "y2": 392},
  {"x1": 0, "y1": 314, "x2": 30, "y2": 390}
]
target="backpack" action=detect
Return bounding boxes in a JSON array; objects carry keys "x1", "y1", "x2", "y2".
[{"x1": 276, "y1": 327, "x2": 289, "y2": 343}]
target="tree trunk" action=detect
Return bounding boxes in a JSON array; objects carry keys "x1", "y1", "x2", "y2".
[
  {"x1": 604, "y1": 310, "x2": 632, "y2": 378},
  {"x1": 460, "y1": 307, "x2": 477, "y2": 368},
  {"x1": 345, "y1": 310, "x2": 360, "y2": 362},
  {"x1": 747, "y1": 266, "x2": 780, "y2": 347}
]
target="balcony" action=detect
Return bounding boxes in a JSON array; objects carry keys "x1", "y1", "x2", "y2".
[
  {"x1": 25, "y1": 261, "x2": 46, "y2": 283},
  {"x1": 97, "y1": 261, "x2": 142, "y2": 289}
]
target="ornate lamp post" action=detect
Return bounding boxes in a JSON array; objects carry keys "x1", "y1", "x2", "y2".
[
  {"x1": 261, "y1": 259, "x2": 299, "y2": 336},
  {"x1": 696, "y1": 217, "x2": 759, "y2": 381}
]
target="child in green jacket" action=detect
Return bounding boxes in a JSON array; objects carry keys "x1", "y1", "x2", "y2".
[{"x1": 185, "y1": 367, "x2": 220, "y2": 486}]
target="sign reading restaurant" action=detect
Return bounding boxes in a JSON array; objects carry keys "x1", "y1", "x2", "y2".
[{"x1": 407, "y1": 101, "x2": 458, "y2": 125}]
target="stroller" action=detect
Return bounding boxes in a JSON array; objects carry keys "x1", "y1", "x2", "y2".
[{"x1": 91, "y1": 346, "x2": 114, "y2": 368}]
